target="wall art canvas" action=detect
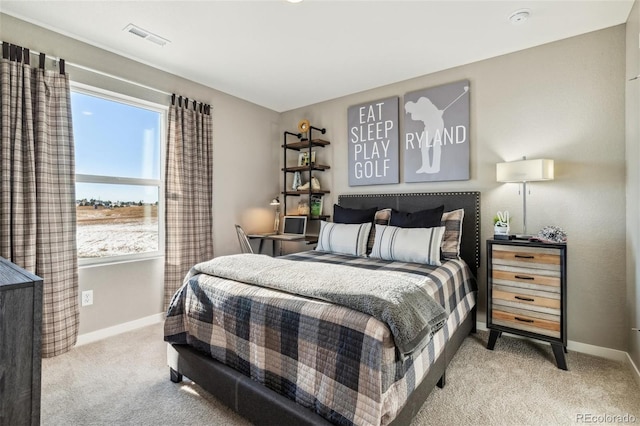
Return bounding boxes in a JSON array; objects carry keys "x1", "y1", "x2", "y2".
[
  {"x1": 403, "y1": 80, "x2": 470, "y2": 183},
  {"x1": 347, "y1": 96, "x2": 399, "y2": 186}
]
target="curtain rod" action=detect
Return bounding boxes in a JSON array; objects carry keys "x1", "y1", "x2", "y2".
[
  {"x1": 2, "y1": 41, "x2": 65, "y2": 74},
  {"x1": 171, "y1": 93, "x2": 211, "y2": 115},
  {"x1": 1, "y1": 41, "x2": 171, "y2": 97}
]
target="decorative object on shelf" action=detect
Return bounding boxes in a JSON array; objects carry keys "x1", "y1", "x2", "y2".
[
  {"x1": 403, "y1": 80, "x2": 470, "y2": 183},
  {"x1": 297, "y1": 199, "x2": 310, "y2": 215},
  {"x1": 270, "y1": 197, "x2": 280, "y2": 232},
  {"x1": 310, "y1": 195, "x2": 323, "y2": 217},
  {"x1": 532, "y1": 225, "x2": 567, "y2": 243},
  {"x1": 297, "y1": 177, "x2": 320, "y2": 191},
  {"x1": 298, "y1": 119, "x2": 310, "y2": 134},
  {"x1": 496, "y1": 157, "x2": 554, "y2": 238},
  {"x1": 493, "y1": 210, "x2": 510, "y2": 238},
  {"x1": 298, "y1": 151, "x2": 316, "y2": 167},
  {"x1": 347, "y1": 96, "x2": 400, "y2": 186},
  {"x1": 292, "y1": 171, "x2": 302, "y2": 190}
]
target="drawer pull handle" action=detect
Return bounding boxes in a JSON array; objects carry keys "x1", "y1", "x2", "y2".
[
  {"x1": 515, "y1": 317, "x2": 534, "y2": 323},
  {"x1": 514, "y1": 275, "x2": 534, "y2": 280},
  {"x1": 514, "y1": 254, "x2": 535, "y2": 259},
  {"x1": 515, "y1": 296, "x2": 535, "y2": 302}
]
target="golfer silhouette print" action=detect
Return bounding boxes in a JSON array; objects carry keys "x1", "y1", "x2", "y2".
[{"x1": 405, "y1": 85, "x2": 469, "y2": 174}]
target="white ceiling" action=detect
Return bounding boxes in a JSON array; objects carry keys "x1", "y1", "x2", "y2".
[{"x1": 0, "y1": 1, "x2": 633, "y2": 112}]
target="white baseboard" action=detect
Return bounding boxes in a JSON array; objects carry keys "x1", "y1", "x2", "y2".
[
  {"x1": 627, "y1": 353, "x2": 640, "y2": 389},
  {"x1": 476, "y1": 321, "x2": 627, "y2": 362},
  {"x1": 76, "y1": 312, "x2": 165, "y2": 346}
]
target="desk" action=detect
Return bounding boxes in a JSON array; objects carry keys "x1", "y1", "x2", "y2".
[{"x1": 247, "y1": 234, "x2": 317, "y2": 256}]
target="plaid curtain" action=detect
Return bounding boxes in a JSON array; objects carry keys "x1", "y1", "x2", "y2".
[
  {"x1": 164, "y1": 98, "x2": 213, "y2": 309},
  {"x1": 0, "y1": 54, "x2": 79, "y2": 357}
]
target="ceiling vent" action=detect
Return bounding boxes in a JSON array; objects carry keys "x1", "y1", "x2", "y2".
[{"x1": 123, "y1": 24, "x2": 170, "y2": 46}]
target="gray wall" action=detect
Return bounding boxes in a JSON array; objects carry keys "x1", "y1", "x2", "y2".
[
  {"x1": 281, "y1": 26, "x2": 628, "y2": 350},
  {"x1": 0, "y1": 13, "x2": 281, "y2": 334},
  {"x1": 626, "y1": 1, "x2": 640, "y2": 368},
  {"x1": 1, "y1": 14, "x2": 633, "y2": 353}
]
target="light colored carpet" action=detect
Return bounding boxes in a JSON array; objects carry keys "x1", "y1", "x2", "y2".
[{"x1": 42, "y1": 323, "x2": 640, "y2": 425}]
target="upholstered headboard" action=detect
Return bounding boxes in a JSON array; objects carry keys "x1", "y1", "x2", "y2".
[{"x1": 338, "y1": 192, "x2": 481, "y2": 276}]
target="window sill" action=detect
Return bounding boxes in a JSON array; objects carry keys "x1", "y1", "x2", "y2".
[{"x1": 78, "y1": 253, "x2": 164, "y2": 269}]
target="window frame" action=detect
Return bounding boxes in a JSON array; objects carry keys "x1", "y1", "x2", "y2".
[{"x1": 71, "y1": 82, "x2": 167, "y2": 266}]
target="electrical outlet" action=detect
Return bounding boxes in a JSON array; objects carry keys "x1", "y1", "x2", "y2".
[{"x1": 81, "y1": 290, "x2": 93, "y2": 307}]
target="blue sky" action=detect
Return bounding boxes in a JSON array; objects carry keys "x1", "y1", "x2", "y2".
[{"x1": 71, "y1": 91, "x2": 161, "y2": 203}]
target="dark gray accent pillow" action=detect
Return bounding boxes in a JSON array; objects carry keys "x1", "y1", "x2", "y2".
[
  {"x1": 333, "y1": 204, "x2": 378, "y2": 224},
  {"x1": 389, "y1": 205, "x2": 445, "y2": 228}
]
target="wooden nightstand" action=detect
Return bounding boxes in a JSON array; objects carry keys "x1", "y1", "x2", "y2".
[{"x1": 486, "y1": 239, "x2": 568, "y2": 370}]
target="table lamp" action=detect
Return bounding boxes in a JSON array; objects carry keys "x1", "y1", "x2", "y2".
[
  {"x1": 270, "y1": 197, "x2": 280, "y2": 232},
  {"x1": 496, "y1": 157, "x2": 554, "y2": 239}
]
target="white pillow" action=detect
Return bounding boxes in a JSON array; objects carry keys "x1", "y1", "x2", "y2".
[
  {"x1": 316, "y1": 221, "x2": 372, "y2": 257},
  {"x1": 370, "y1": 224, "x2": 445, "y2": 266}
]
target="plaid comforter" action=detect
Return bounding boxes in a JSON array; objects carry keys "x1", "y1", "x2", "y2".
[{"x1": 164, "y1": 251, "x2": 476, "y2": 426}]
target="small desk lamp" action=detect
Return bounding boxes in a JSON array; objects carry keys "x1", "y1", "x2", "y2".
[
  {"x1": 270, "y1": 197, "x2": 280, "y2": 232},
  {"x1": 496, "y1": 157, "x2": 554, "y2": 239}
]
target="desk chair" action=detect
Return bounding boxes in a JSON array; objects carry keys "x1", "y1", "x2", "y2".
[{"x1": 235, "y1": 225, "x2": 253, "y2": 254}]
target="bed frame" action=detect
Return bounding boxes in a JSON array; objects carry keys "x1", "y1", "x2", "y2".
[{"x1": 168, "y1": 191, "x2": 481, "y2": 425}]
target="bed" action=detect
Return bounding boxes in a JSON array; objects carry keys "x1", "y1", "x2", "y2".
[{"x1": 165, "y1": 191, "x2": 480, "y2": 425}]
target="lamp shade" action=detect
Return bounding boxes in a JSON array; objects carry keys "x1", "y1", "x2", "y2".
[{"x1": 496, "y1": 159, "x2": 554, "y2": 183}]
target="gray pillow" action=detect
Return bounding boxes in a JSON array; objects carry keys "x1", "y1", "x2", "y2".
[
  {"x1": 370, "y1": 224, "x2": 445, "y2": 266},
  {"x1": 316, "y1": 221, "x2": 372, "y2": 257},
  {"x1": 441, "y1": 209, "x2": 464, "y2": 260}
]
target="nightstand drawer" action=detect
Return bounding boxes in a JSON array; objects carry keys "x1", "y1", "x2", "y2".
[
  {"x1": 492, "y1": 244, "x2": 561, "y2": 271},
  {"x1": 492, "y1": 309, "x2": 560, "y2": 338},
  {"x1": 492, "y1": 268, "x2": 560, "y2": 291},
  {"x1": 492, "y1": 287, "x2": 560, "y2": 312}
]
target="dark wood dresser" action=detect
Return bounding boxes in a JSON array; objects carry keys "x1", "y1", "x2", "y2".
[
  {"x1": 0, "y1": 257, "x2": 43, "y2": 425},
  {"x1": 486, "y1": 239, "x2": 568, "y2": 370}
]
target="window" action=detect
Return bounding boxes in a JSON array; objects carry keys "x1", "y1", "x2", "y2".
[{"x1": 71, "y1": 84, "x2": 166, "y2": 264}]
